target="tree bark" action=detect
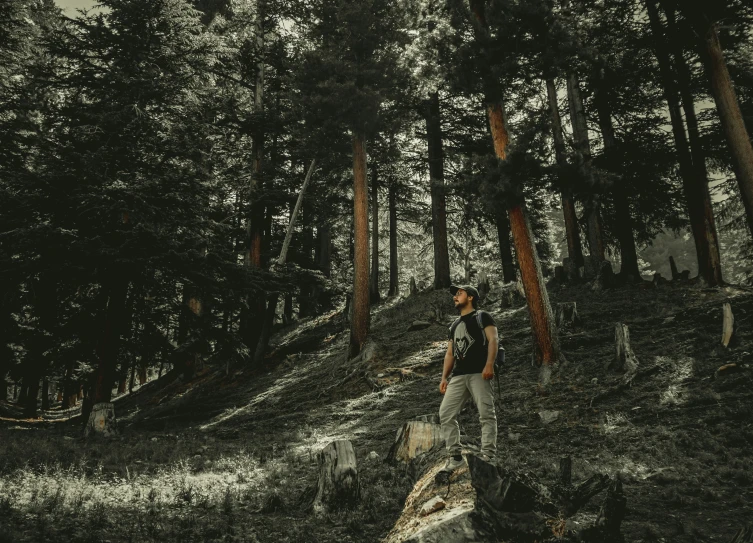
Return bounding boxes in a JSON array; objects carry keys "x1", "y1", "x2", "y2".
[
  {"x1": 546, "y1": 78, "x2": 584, "y2": 269},
  {"x1": 646, "y1": 0, "x2": 725, "y2": 285},
  {"x1": 593, "y1": 70, "x2": 641, "y2": 279},
  {"x1": 688, "y1": 9, "x2": 753, "y2": 242},
  {"x1": 370, "y1": 165, "x2": 381, "y2": 303},
  {"x1": 93, "y1": 274, "x2": 129, "y2": 405},
  {"x1": 349, "y1": 133, "x2": 371, "y2": 359},
  {"x1": 425, "y1": 92, "x2": 452, "y2": 290},
  {"x1": 567, "y1": 73, "x2": 605, "y2": 265},
  {"x1": 388, "y1": 184, "x2": 399, "y2": 296},
  {"x1": 495, "y1": 208, "x2": 517, "y2": 283}
]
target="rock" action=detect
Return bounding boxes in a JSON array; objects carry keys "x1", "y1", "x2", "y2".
[
  {"x1": 538, "y1": 410, "x2": 561, "y2": 425},
  {"x1": 408, "y1": 320, "x2": 432, "y2": 332},
  {"x1": 420, "y1": 496, "x2": 447, "y2": 517},
  {"x1": 194, "y1": 454, "x2": 202, "y2": 459},
  {"x1": 151, "y1": 437, "x2": 158, "y2": 442},
  {"x1": 507, "y1": 432, "x2": 521, "y2": 443},
  {"x1": 368, "y1": 451, "x2": 380, "y2": 461}
]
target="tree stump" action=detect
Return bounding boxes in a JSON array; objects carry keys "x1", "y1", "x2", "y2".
[
  {"x1": 592, "y1": 261, "x2": 615, "y2": 291},
  {"x1": 312, "y1": 440, "x2": 359, "y2": 515},
  {"x1": 722, "y1": 302, "x2": 735, "y2": 348},
  {"x1": 556, "y1": 302, "x2": 580, "y2": 328},
  {"x1": 387, "y1": 417, "x2": 443, "y2": 464},
  {"x1": 563, "y1": 257, "x2": 581, "y2": 283},
  {"x1": 608, "y1": 323, "x2": 639, "y2": 375},
  {"x1": 500, "y1": 282, "x2": 524, "y2": 309},
  {"x1": 84, "y1": 402, "x2": 117, "y2": 438},
  {"x1": 477, "y1": 272, "x2": 491, "y2": 301},
  {"x1": 410, "y1": 277, "x2": 418, "y2": 296},
  {"x1": 669, "y1": 256, "x2": 679, "y2": 280}
]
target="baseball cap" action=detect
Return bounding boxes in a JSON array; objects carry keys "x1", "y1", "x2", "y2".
[{"x1": 449, "y1": 285, "x2": 480, "y2": 299}]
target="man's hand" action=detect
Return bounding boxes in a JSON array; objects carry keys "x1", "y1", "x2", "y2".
[
  {"x1": 439, "y1": 378, "x2": 448, "y2": 394},
  {"x1": 482, "y1": 363, "x2": 494, "y2": 380}
]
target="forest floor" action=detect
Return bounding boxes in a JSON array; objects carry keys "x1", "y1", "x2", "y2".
[{"x1": 1, "y1": 279, "x2": 753, "y2": 543}]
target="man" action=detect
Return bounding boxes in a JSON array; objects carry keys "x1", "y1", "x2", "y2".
[{"x1": 439, "y1": 285, "x2": 498, "y2": 472}]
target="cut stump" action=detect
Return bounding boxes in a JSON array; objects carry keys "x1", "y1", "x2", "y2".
[
  {"x1": 84, "y1": 402, "x2": 117, "y2": 438},
  {"x1": 312, "y1": 440, "x2": 359, "y2": 515},
  {"x1": 387, "y1": 417, "x2": 443, "y2": 465},
  {"x1": 608, "y1": 323, "x2": 639, "y2": 376},
  {"x1": 722, "y1": 302, "x2": 735, "y2": 348},
  {"x1": 410, "y1": 277, "x2": 418, "y2": 296},
  {"x1": 556, "y1": 302, "x2": 580, "y2": 328}
]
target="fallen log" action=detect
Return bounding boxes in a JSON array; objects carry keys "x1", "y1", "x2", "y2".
[
  {"x1": 312, "y1": 440, "x2": 359, "y2": 516},
  {"x1": 722, "y1": 302, "x2": 734, "y2": 348},
  {"x1": 384, "y1": 450, "x2": 623, "y2": 543}
]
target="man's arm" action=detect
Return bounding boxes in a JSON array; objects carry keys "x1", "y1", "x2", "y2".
[
  {"x1": 482, "y1": 325, "x2": 498, "y2": 380},
  {"x1": 440, "y1": 341, "x2": 454, "y2": 394}
]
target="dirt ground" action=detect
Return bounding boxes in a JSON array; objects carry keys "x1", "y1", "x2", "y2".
[{"x1": 1, "y1": 280, "x2": 752, "y2": 542}]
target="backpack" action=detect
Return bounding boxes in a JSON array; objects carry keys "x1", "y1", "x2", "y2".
[{"x1": 449, "y1": 310, "x2": 505, "y2": 368}]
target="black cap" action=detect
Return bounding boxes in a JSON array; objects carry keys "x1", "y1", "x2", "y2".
[{"x1": 449, "y1": 285, "x2": 480, "y2": 300}]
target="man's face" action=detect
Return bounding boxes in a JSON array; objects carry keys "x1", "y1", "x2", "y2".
[{"x1": 453, "y1": 289, "x2": 471, "y2": 309}]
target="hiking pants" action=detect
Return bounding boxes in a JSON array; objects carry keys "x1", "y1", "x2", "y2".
[{"x1": 439, "y1": 373, "x2": 497, "y2": 457}]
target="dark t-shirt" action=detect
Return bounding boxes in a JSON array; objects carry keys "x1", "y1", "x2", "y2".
[{"x1": 448, "y1": 310, "x2": 496, "y2": 375}]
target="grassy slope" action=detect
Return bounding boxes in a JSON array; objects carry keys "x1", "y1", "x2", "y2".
[{"x1": 1, "y1": 282, "x2": 753, "y2": 543}]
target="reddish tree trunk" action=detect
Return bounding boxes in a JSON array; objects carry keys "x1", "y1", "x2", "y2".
[
  {"x1": 370, "y1": 165, "x2": 381, "y2": 303},
  {"x1": 349, "y1": 133, "x2": 371, "y2": 359},
  {"x1": 425, "y1": 92, "x2": 452, "y2": 290},
  {"x1": 495, "y1": 208, "x2": 516, "y2": 283}
]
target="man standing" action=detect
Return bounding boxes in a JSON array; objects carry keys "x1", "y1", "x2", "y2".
[{"x1": 439, "y1": 285, "x2": 498, "y2": 471}]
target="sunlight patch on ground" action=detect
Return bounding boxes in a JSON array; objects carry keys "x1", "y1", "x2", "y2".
[
  {"x1": 0, "y1": 451, "x2": 267, "y2": 511},
  {"x1": 658, "y1": 356, "x2": 694, "y2": 406}
]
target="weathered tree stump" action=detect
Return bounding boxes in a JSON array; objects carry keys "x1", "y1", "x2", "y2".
[
  {"x1": 387, "y1": 417, "x2": 443, "y2": 465},
  {"x1": 653, "y1": 272, "x2": 668, "y2": 285},
  {"x1": 669, "y1": 256, "x2": 679, "y2": 280},
  {"x1": 410, "y1": 277, "x2": 418, "y2": 296},
  {"x1": 312, "y1": 440, "x2": 359, "y2": 515},
  {"x1": 554, "y1": 265, "x2": 566, "y2": 283},
  {"x1": 477, "y1": 271, "x2": 491, "y2": 301},
  {"x1": 607, "y1": 323, "x2": 640, "y2": 375},
  {"x1": 592, "y1": 261, "x2": 615, "y2": 291},
  {"x1": 679, "y1": 270, "x2": 690, "y2": 280},
  {"x1": 731, "y1": 525, "x2": 753, "y2": 543},
  {"x1": 500, "y1": 282, "x2": 525, "y2": 309},
  {"x1": 83, "y1": 402, "x2": 117, "y2": 438},
  {"x1": 556, "y1": 302, "x2": 580, "y2": 328},
  {"x1": 563, "y1": 257, "x2": 581, "y2": 283},
  {"x1": 722, "y1": 302, "x2": 735, "y2": 348}
]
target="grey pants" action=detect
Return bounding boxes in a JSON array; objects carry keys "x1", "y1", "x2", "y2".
[{"x1": 439, "y1": 373, "x2": 497, "y2": 457}]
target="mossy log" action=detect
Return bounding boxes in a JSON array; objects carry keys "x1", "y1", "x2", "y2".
[
  {"x1": 312, "y1": 440, "x2": 359, "y2": 516},
  {"x1": 83, "y1": 402, "x2": 117, "y2": 438}
]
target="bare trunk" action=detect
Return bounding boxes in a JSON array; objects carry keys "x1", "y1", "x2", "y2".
[
  {"x1": 388, "y1": 184, "x2": 399, "y2": 296},
  {"x1": 349, "y1": 133, "x2": 371, "y2": 359},
  {"x1": 495, "y1": 208, "x2": 516, "y2": 283},
  {"x1": 546, "y1": 78, "x2": 584, "y2": 268},
  {"x1": 370, "y1": 165, "x2": 381, "y2": 303},
  {"x1": 93, "y1": 274, "x2": 129, "y2": 405},
  {"x1": 646, "y1": 0, "x2": 725, "y2": 285},
  {"x1": 567, "y1": 73, "x2": 605, "y2": 264},
  {"x1": 425, "y1": 92, "x2": 452, "y2": 289},
  {"x1": 593, "y1": 71, "x2": 641, "y2": 279}
]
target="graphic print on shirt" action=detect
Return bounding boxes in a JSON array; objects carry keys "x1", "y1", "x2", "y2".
[{"x1": 453, "y1": 321, "x2": 475, "y2": 359}]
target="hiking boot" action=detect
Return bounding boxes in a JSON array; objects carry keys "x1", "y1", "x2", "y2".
[{"x1": 440, "y1": 455, "x2": 466, "y2": 473}]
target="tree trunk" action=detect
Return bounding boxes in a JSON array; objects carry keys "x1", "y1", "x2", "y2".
[
  {"x1": 662, "y1": 3, "x2": 723, "y2": 286},
  {"x1": 593, "y1": 70, "x2": 641, "y2": 280},
  {"x1": 128, "y1": 358, "x2": 136, "y2": 393},
  {"x1": 722, "y1": 302, "x2": 734, "y2": 348},
  {"x1": 349, "y1": 133, "x2": 371, "y2": 359},
  {"x1": 567, "y1": 73, "x2": 605, "y2": 265},
  {"x1": 609, "y1": 323, "x2": 640, "y2": 375},
  {"x1": 388, "y1": 183, "x2": 399, "y2": 296},
  {"x1": 93, "y1": 274, "x2": 129, "y2": 405},
  {"x1": 546, "y1": 78, "x2": 584, "y2": 269},
  {"x1": 689, "y1": 11, "x2": 753, "y2": 241},
  {"x1": 312, "y1": 440, "x2": 360, "y2": 516},
  {"x1": 495, "y1": 208, "x2": 517, "y2": 283},
  {"x1": 370, "y1": 165, "x2": 381, "y2": 303},
  {"x1": 646, "y1": 0, "x2": 725, "y2": 286},
  {"x1": 23, "y1": 377, "x2": 40, "y2": 418},
  {"x1": 425, "y1": 92, "x2": 452, "y2": 290}
]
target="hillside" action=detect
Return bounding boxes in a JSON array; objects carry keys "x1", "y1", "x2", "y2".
[{"x1": 2, "y1": 281, "x2": 753, "y2": 543}]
